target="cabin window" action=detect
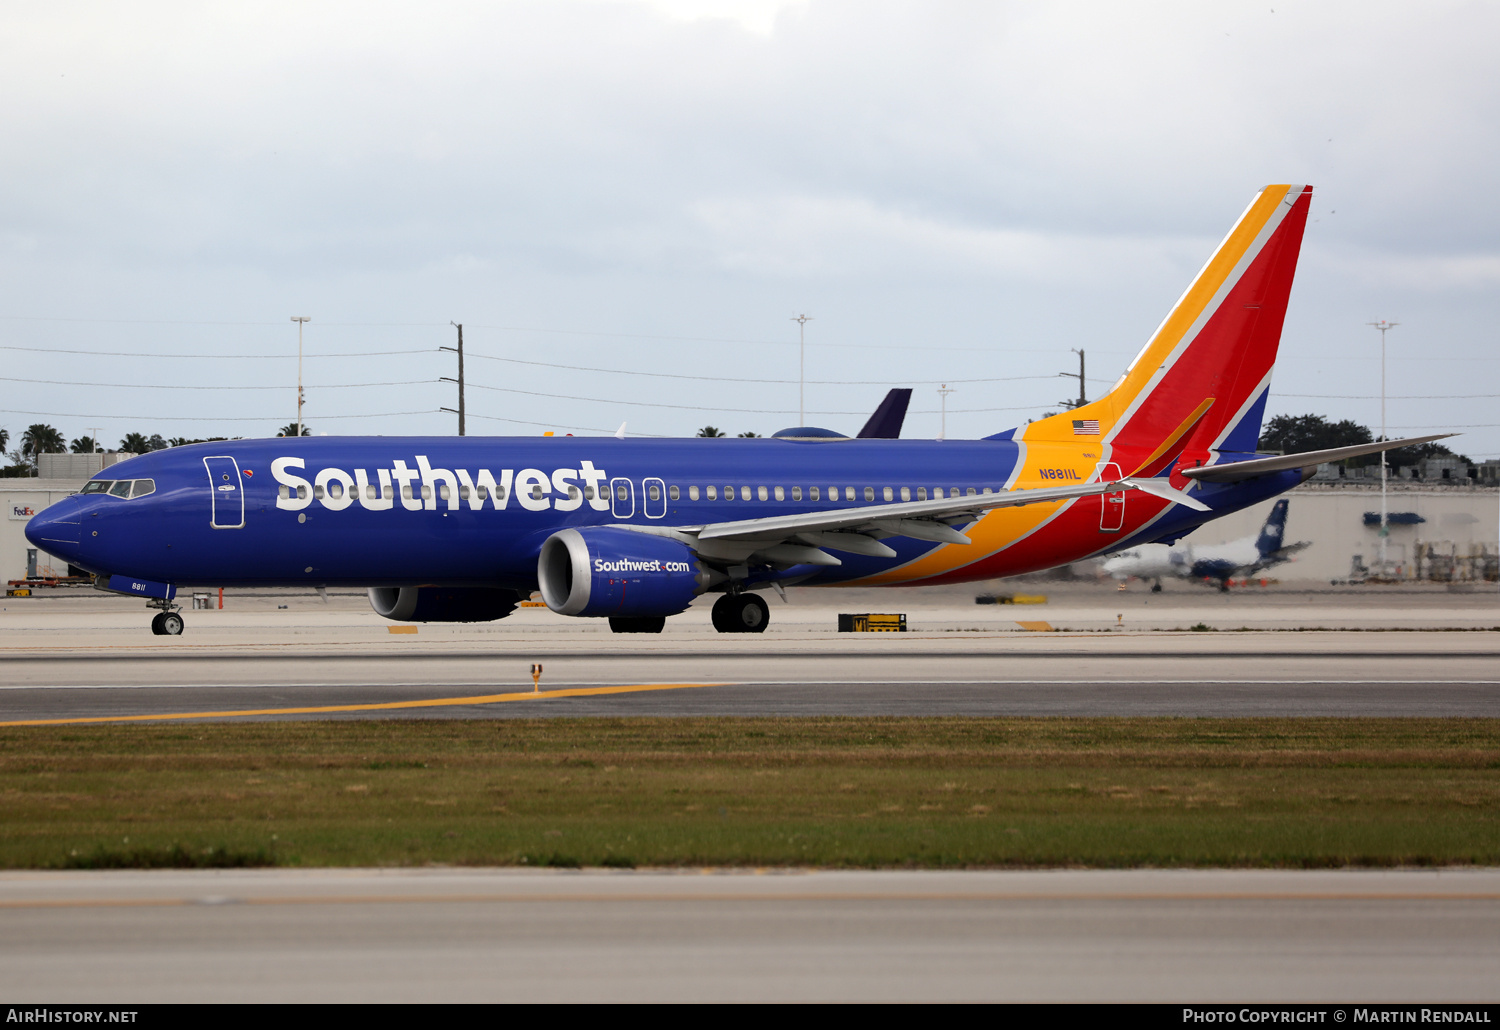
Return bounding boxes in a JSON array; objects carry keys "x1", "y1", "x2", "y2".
[
  {"x1": 900, "y1": 487, "x2": 911, "y2": 501},
  {"x1": 278, "y1": 485, "x2": 289, "y2": 499},
  {"x1": 705, "y1": 485, "x2": 717, "y2": 500},
  {"x1": 967, "y1": 487, "x2": 977, "y2": 496},
  {"x1": 81, "y1": 481, "x2": 111, "y2": 494},
  {"x1": 982, "y1": 486, "x2": 993, "y2": 494},
  {"x1": 725, "y1": 485, "x2": 734, "y2": 499},
  {"x1": 740, "y1": 486, "x2": 751, "y2": 501},
  {"x1": 584, "y1": 485, "x2": 594, "y2": 500},
  {"x1": 809, "y1": 486, "x2": 820, "y2": 501},
  {"x1": 495, "y1": 485, "x2": 507, "y2": 500},
  {"x1": 365, "y1": 485, "x2": 378, "y2": 499},
  {"x1": 438, "y1": 485, "x2": 450, "y2": 501},
  {"x1": 535, "y1": 485, "x2": 548, "y2": 500},
  {"x1": 615, "y1": 484, "x2": 628, "y2": 500},
  {"x1": 313, "y1": 484, "x2": 326, "y2": 500},
  {"x1": 298, "y1": 485, "x2": 309, "y2": 500},
  {"x1": 459, "y1": 484, "x2": 471, "y2": 500},
  {"x1": 422, "y1": 485, "x2": 433, "y2": 501},
  {"x1": 648, "y1": 484, "x2": 661, "y2": 502},
  {"x1": 402, "y1": 485, "x2": 412, "y2": 500},
  {"x1": 863, "y1": 487, "x2": 874, "y2": 502},
  {"x1": 882, "y1": 487, "x2": 894, "y2": 502},
  {"x1": 791, "y1": 486, "x2": 802, "y2": 501},
  {"x1": 327, "y1": 481, "x2": 345, "y2": 500},
  {"x1": 773, "y1": 486, "x2": 784, "y2": 501},
  {"x1": 951, "y1": 487, "x2": 960, "y2": 497},
  {"x1": 689, "y1": 485, "x2": 700, "y2": 500},
  {"x1": 570, "y1": 486, "x2": 582, "y2": 501},
  {"x1": 757, "y1": 486, "x2": 769, "y2": 501},
  {"x1": 931, "y1": 487, "x2": 943, "y2": 499},
  {"x1": 109, "y1": 481, "x2": 132, "y2": 498},
  {"x1": 476, "y1": 486, "x2": 489, "y2": 500},
  {"x1": 917, "y1": 487, "x2": 927, "y2": 500},
  {"x1": 669, "y1": 485, "x2": 680, "y2": 501}
]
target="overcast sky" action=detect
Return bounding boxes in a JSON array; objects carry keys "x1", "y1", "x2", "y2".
[{"x1": 3, "y1": 1, "x2": 1498, "y2": 454}]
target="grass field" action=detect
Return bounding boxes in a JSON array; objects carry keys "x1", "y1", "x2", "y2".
[{"x1": 1, "y1": 717, "x2": 1497, "y2": 869}]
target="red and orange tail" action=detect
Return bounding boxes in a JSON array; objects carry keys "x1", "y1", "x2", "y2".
[{"x1": 1019, "y1": 184, "x2": 1314, "y2": 476}]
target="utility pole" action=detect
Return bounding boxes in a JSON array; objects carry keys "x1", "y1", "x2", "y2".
[
  {"x1": 291, "y1": 316, "x2": 310, "y2": 437},
  {"x1": 937, "y1": 383, "x2": 954, "y2": 440},
  {"x1": 441, "y1": 322, "x2": 466, "y2": 436},
  {"x1": 792, "y1": 314, "x2": 812, "y2": 425},
  {"x1": 1060, "y1": 348, "x2": 1086, "y2": 408},
  {"x1": 1368, "y1": 320, "x2": 1398, "y2": 574}
]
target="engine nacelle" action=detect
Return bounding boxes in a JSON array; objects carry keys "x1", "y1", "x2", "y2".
[
  {"x1": 367, "y1": 586, "x2": 520, "y2": 623},
  {"x1": 538, "y1": 527, "x2": 708, "y2": 618}
]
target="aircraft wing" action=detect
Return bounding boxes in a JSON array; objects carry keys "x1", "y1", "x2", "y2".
[
  {"x1": 1245, "y1": 540, "x2": 1310, "y2": 574},
  {"x1": 1181, "y1": 434, "x2": 1454, "y2": 484},
  {"x1": 622, "y1": 477, "x2": 1207, "y2": 567}
]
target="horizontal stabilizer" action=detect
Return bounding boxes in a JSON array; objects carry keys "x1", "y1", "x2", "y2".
[{"x1": 1181, "y1": 434, "x2": 1455, "y2": 484}]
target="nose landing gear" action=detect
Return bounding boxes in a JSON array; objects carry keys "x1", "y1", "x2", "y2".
[{"x1": 147, "y1": 598, "x2": 184, "y2": 636}]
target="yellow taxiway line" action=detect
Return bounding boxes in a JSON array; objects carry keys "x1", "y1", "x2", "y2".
[{"x1": 0, "y1": 682, "x2": 726, "y2": 727}]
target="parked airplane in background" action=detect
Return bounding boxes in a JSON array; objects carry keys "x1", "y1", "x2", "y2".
[
  {"x1": 1101, "y1": 498, "x2": 1310, "y2": 591},
  {"x1": 26, "y1": 184, "x2": 1450, "y2": 636}
]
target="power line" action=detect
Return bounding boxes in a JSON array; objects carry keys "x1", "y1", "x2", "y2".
[
  {"x1": 0, "y1": 408, "x2": 434, "y2": 422},
  {"x1": 0, "y1": 344, "x2": 430, "y2": 359},
  {"x1": 0, "y1": 376, "x2": 436, "y2": 390}
]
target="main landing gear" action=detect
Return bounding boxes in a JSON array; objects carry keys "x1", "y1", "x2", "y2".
[{"x1": 711, "y1": 592, "x2": 769, "y2": 634}]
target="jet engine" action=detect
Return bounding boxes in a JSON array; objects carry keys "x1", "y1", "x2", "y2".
[
  {"x1": 538, "y1": 527, "x2": 710, "y2": 618},
  {"x1": 367, "y1": 586, "x2": 520, "y2": 623}
]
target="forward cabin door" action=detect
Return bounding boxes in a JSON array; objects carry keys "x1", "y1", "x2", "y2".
[
  {"x1": 1096, "y1": 461, "x2": 1125, "y2": 533},
  {"x1": 204, "y1": 456, "x2": 246, "y2": 529}
]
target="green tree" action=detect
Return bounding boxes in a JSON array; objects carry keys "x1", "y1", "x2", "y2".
[
  {"x1": 119, "y1": 432, "x2": 150, "y2": 453},
  {"x1": 1258, "y1": 414, "x2": 1372, "y2": 454},
  {"x1": 21, "y1": 424, "x2": 65, "y2": 459},
  {"x1": 0, "y1": 428, "x2": 8, "y2": 452},
  {"x1": 70, "y1": 436, "x2": 99, "y2": 454},
  {"x1": 736, "y1": 431, "x2": 762, "y2": 438},
  {"x1": 278, "y1": 423, "x2": 311, "y2": 438},
  {"x1": 696, "y1": 426, "x2": 725, "y2": 438},
  {"x1": 146, "y1": 434, "x2": 167, "y2": 452}
]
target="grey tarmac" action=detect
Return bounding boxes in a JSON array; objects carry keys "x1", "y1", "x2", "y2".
[{"x1": 1, "y1": 868, "x2": 1496, "y2": 1002}]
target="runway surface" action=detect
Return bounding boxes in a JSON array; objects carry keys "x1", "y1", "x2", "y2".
[
  {"x1": 2, "y1": 867, "x2": 1495, "y2": 1002},
  {"x1": 6, "y1": 644, "x2": 1500, "y2": 722}
]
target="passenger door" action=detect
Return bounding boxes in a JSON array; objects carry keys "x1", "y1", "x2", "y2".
[{"x1": 204, "y1": 456, "x2": 246, "y2": 529}]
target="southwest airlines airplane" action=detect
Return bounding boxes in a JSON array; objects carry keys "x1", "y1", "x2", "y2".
[{"x1": 26, "y1": 184, "x2": 1446, "y2": 636}]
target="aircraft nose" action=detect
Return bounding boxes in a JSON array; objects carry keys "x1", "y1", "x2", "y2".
[{"x1": 24, "y1": 497, "x2": 83, "y2": 561}]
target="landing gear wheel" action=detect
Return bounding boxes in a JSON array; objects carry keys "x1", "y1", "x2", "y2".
[
  {"x1": 713, "y1": 593, "x2": 769, "y2": 634},
  {"x1": 159, "y1": 612, "x2": 184, "y2": 635},
  {"x1": 150, "y1": 613, "x2": 167, "y2": 635},
  {"x1": 608, "y1": 616, "x2": 665, "y2": 634},
  {"x1": 1150, "y1": 582, "x2": 1162, "y2": 593}
]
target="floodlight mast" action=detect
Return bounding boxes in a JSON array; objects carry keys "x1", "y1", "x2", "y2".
[
  {"x1": 291, "y1": 317, "x2": 311, "y2": 437},
  {"x1": 1368, "y1": 320, "x2": 1398, "y2": 574},
  {"x1": 792, "y1": 314, "x2": 812, "y2": 425}
]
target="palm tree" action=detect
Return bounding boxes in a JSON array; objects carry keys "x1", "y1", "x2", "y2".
[
  {"x1": 736, "y1": 431, "x2": 762, "y2": 438},
  {"x1": 119, "y1": 432, "x2": 150, "y2": 453},
  {"x1": 0, "y1": 428, "x2": 8, "y2": 452},
  {"x1": 21, "y1": 424, "x2": 65, "y2": 459},
  {"x1": 70, "y1": 435, "x2": 99, "y2": 454},
  {"x1": 696, "y1": 426, "x2": 726, "y2": 438},
  {"x1": 278, "y1": 424, "x2": 311, "y2": 438}
]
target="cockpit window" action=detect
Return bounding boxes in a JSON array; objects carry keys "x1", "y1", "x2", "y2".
[
  {"x1": 130, "y1": 479, "x2": 156, "y2": 498},
  {"x1": 108, "y1": 481, "x2": 132, "y2": 498},
  {"x1": 81, "y1": 481, "x2": 111, "y2": 494}
]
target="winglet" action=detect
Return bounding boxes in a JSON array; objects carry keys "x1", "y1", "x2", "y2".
[
  {"x1": 856, "y1": 388, "x2": 913, "y2": 439},
  {"x1": 614, "y1": 422, "x2": 627, "y2": 440}
]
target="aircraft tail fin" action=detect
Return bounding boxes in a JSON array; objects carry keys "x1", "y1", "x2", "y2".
[
  {"x1": 858, "y1": 389, "x2": 913, "y2": 439},
  {"x1": 1255, "y1": 499, "x2": 1289, "y2": 557},
  {"x1": 1016, "y1": 185, "x2": 1314, "y2": 476}
]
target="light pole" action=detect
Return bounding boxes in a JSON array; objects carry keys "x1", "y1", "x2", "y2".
[
  {"x1": 937, "y1": 383, "x2": 954, "y2": 440},
  {"x1": 1368, "y1": 320, "x2": 1398, "y2": 574},
  {"x1": 291, "y1": 317, "x2": 310, "y2": 437},
  {"x1": 86, "y1": 427, "x2": 102, "y2": 454},
  {"x1": 792, "y1": 314, "x2": 812, "y2": 425}
]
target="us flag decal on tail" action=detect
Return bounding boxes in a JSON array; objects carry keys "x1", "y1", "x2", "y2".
[{"x1": 1072, "y1": 419, "x2": 1100, "y2": 435}]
